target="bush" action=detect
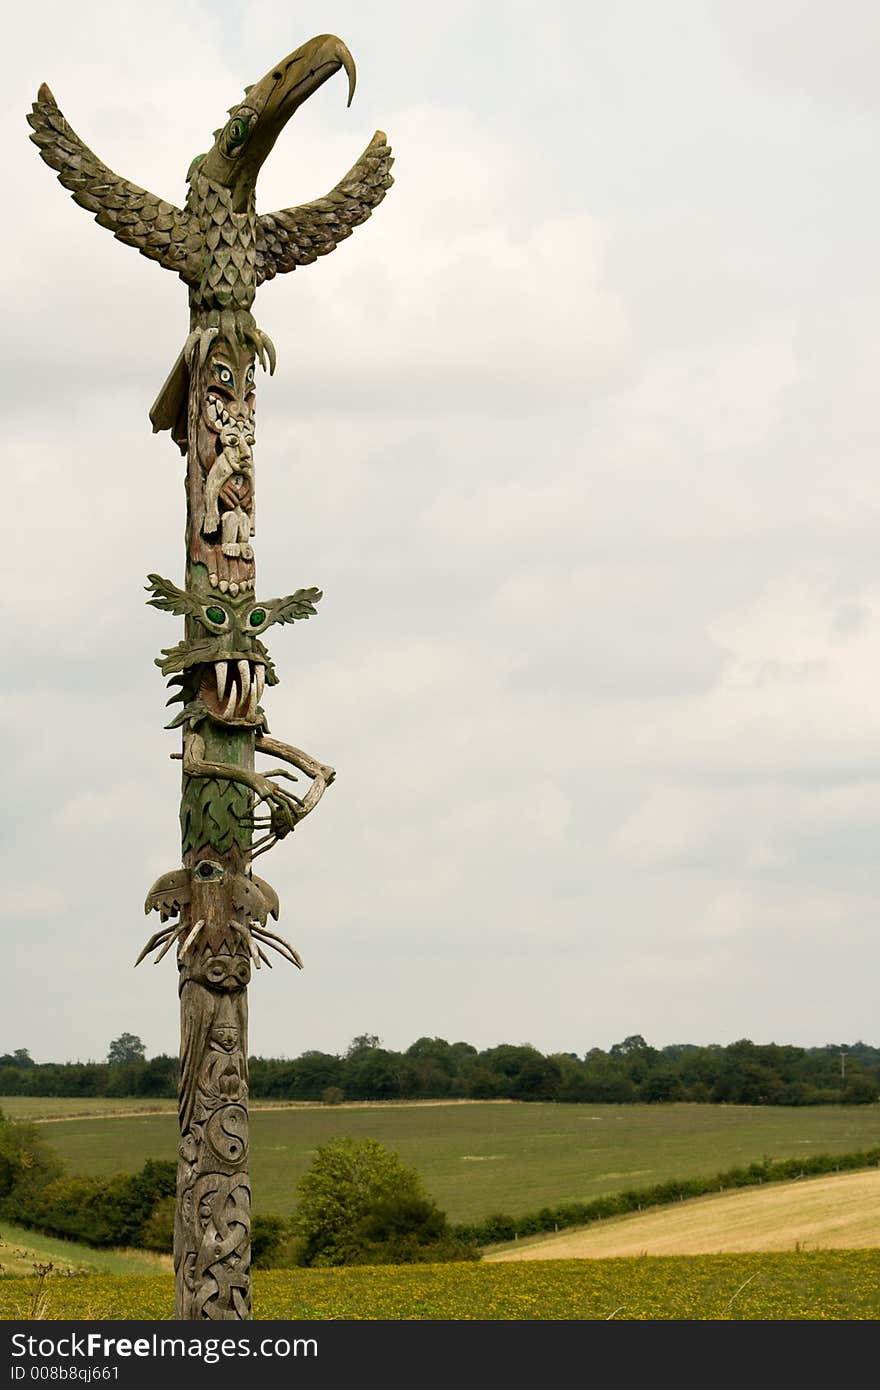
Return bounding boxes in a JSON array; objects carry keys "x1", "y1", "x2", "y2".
[
  {"x1": 139, "y1": 1195, "x2": 175, "y2": 1252},
  {"x1": 349, "y1": 1193, "x2": 479, "y2": 1265},
  {"x1": 13, "y1": 1159, "x2": 176, "y2": 1249},
  {"x1": 292, "y1": 1136, "x2": 478, "y2": 1267},
  {"x1": 0, "y1": 1108, "x2": 63, "y2": 1206},
  {"x1": 251, "y1": 1215, "x2": 288, "y2": 1267}
]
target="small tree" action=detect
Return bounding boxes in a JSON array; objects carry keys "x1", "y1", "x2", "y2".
[
  {"x1": 0, "y1": 1109, "x2": 63, "y2": 1206},
  {"x1": 345, "y1": 1034, "x2": 381, "y2": 1056},
  {"x1": 291, "y1": 1136, "x2": 477, "y2": 1267},
  {"x1": 107, "y1": 1033, "x2": 146, "y2": 1066}
]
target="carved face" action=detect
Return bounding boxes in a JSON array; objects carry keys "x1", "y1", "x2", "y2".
[
  {"x1": 211, "y1": 1025, "x2": 240, "y2": 1053},
  {"x1": 147, "y1": 574, "x2": 321, "y2": 727},
  {"x1": 192, "y1": 950, "x2": 251, "y2": 993},
  {"x1": 203, "y1": 354, "x2": 256, "y2": 434},
  {"x1": 197, "y1": 592, "x2": 274, "y2": 723}
]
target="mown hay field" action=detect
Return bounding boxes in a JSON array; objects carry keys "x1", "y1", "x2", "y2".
[
  {"x1": 5, "y1": 1100, "x2": 879, "y2": 1224},
  {"x1": 2, "y1": 1252, "x2": 880, "y2": 1320},
  {"x1": 486, "y1": 1169, "x2": 880, "y2": 1260}
]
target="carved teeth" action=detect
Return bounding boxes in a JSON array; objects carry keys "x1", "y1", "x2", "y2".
[
  {"x1": 209, "y1": 572, "x2": 219, "y2": 587},
  {"x1": 221, "y1": 680, "x2": 238, "y2": 721},
  {"x1": 237, "y1": 660, "x2": 251, "y2": 703},
  {"x1": 246, "y1": 682, "x2": 259, "y2": 721},
  {"x1": 219, "y1": 579, "x2": 229, "y2": 593},
  {"x1": 254, "y1": 664, "x2": 265, "y2": 701},
  {"x1": 215, "y1": 662, "x2": 228, "y2": 703},
  {"x1": 229, "y1": 581, "x2": 239, "y2": 597}
]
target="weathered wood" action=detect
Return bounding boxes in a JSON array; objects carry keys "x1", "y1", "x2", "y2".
[{"x1": 28, "y1": 33, "x2": 393, "y2": 1320}]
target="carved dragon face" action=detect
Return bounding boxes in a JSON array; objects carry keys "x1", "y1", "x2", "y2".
[{"x1": 146, "y1": 574, "x2": 321, "y2": 726}]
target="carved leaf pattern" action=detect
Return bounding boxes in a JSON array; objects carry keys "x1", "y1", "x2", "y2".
[{"x1": 181, "y1": 776, "x2": 252, "y2": 858}]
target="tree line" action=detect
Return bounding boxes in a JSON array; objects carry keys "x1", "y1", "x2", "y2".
[{"x1": 1, "y1": 1032, "x2": 878, "y2": 1105}]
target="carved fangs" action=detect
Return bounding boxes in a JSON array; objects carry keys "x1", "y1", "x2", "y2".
[{"x1": 201, "y1": 660, "x2": 265, "y2": 724}]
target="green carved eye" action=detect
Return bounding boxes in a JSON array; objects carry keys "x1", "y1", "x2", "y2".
[
  {"x1": 249, "y1": 608, "x2": 266, "y2": 627},
  {"x1": 245, "y1": 364, "x2": 255, "y2": 387},
  {"x1": 213, "y1": 364, "x2": 234, "y2": 389},
  {"x1": 226, "y1": 116, "x2": 250, "y2": 147},
  {"x1": 205, "y1": 606, "x2": 227, "y2": 626}
]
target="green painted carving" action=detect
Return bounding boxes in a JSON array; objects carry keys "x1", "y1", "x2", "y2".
[{"x1": 27, "y1": 32, "x2": 388, "y2": 1321}]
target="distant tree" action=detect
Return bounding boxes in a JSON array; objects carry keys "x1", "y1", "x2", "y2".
[
  {"x1": 13, "y1": 1049, "x2": 34, "y2": 1068},
  {"x1": 107, "y1": 1033, "x2": 146, "y2": 1066},
  {"x1": 345, "y1": 1034, "x2": 381, "y2": 1056},
  {"x1": 610, "y1": 1035, "x2": 650, "y2": 1057},
  {"x1": 292, "y1": 1136, "x2": 476, "y2": 1267},
  {"x1": 292, "y1": 1052, "x2": 344, "y2": 1099},
  {"x1": 0, "y1": 1108, "x2": 64, "y2": 1206},
  {"x1": 509, "y1": 1054, "x2": 562, "y2": 1100},
  {"x1": 844, "y1": 1076, "x2": 879, "y2": 1105},
  {"x1": 343, "y1": 1048, "x2": 402, "y2": 1100}
]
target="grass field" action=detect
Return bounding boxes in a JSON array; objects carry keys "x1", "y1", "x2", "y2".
[
  {"x1": 3, "y1": 1099, "x2": 878, "y2": 1223},
  {"x1": 0, "y1": 1222, "x2": 171, "y2": 1279},
  {"x1": 0, "y1": 1097, "x2": 179, "y2": 1121},
  {"x1": 2, "y1": 1251, "x2": 880, "y2": 1319}
]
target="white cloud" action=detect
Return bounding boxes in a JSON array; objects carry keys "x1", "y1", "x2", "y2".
[{"x1": 4, "y1": 1, "x2": 880, "y2": 1059}]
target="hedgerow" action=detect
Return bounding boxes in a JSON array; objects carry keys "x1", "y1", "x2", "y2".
[{"x1": 453, "y1": 1147, "x2": 880, "y2": 1245}]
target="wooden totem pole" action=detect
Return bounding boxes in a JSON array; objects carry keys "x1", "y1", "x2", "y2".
[{"x1": 28, "y1": 35, "x2": 393, "y2": 1320}]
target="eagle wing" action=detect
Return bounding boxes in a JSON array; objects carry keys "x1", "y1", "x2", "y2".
[
  {"x1": 27, "y1": 84, "x2": 199, "y2": 281},
  {"x1": 255, "y1": 131, "x2": 393, "y2": 284}
]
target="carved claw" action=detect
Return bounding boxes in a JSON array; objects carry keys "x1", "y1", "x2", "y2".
[
  {"x1": 252, "y1": 777, "x2": 302, "y2": 835},
  {"x1": 251, "y1": 922, "x2": 303, "y2": 969},
  {"x1": 134, "y1": 922, "x2": 185, "y2": 967},
  {"x1": 154, "y1": 925, "x2": 186, "y2": 963},
  {"x1": 134, "y1": 925, "x2": 176, "y2": 967},
  {"x1": 180, "y1": 917, "x2": 206, "y2": 956},
  {"x1": 229, "y1": 918, "x2": 262, "y2": 969}
]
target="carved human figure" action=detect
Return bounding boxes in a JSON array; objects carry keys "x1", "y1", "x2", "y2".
[{"x1": 203, "y1": 421, "x2": 255, "y2": 557}]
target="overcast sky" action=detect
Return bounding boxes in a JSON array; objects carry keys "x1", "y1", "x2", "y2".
[{"x1": 4, "y1": 1, "x2": 880, "y2": 1063}]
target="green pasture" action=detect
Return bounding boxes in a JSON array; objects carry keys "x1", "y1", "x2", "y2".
[
  {"x1": 4, "y1": 1099, "x2": 879, "y2": 1224},
  {"x1": 3, "y1": 1251, "x2": 880, "y2": 1320},
  {"x1": 0, "y1": 1221, "x2": 170, "y2": 1279}
]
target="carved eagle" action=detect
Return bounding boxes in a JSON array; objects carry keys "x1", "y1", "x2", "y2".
[{"x1": 27, "y1": 34, "x2": 393, "y2": 323}]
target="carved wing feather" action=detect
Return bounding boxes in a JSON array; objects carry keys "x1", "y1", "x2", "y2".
[
  {"x1": 27, "y1": 84, "x2": 198, "y2": 280},
  {"x1": 265, "y1": 587, "x2": 323, "y2": 627},
  {"x1": 251, "y1": 875, "x2": 280, "y2": 920},
  {"x1": 145, "y1": 574, "x2": 204, "y2": 618},
  {"x1": 255, "y1": 131, "x2": 393, "y2": 284},
  {"x1": 145, "y1": 869, "x2": 191, "y2": 921}
]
